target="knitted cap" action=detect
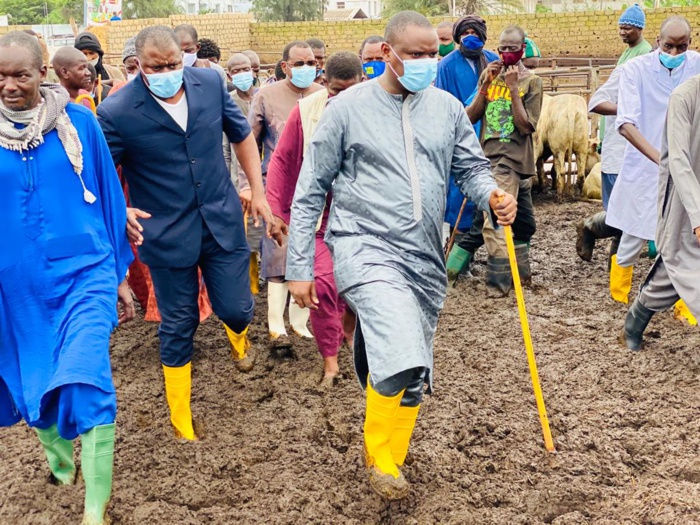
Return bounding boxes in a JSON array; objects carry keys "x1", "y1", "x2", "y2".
[
  {"x1": 619, "y1": 4, "x2": 645, "y2": 29},
  {"x1": 122, "y1": 37, "x2": 136, "y2": 63},
  {"x1": 525, "y1": 38, "x2": 541, "y2": 59}
]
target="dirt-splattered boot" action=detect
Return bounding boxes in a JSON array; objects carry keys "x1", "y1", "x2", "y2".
[
  {"x1": 576, "y1": 212, "x2": 620, "y2": 262},
  {"x1": 619, "y1": 299, "x2": 655, "y2": 351},
  {"x1": 35, "y1": 425, "x2": 76, "y2": 485},
  {"x1": 486, "y1": 257, "x2": 513, "y2": 297},
  {"x1": 514, "y1": 242, "x2": 532, "y2": 287},
  {"x1": 363, "y1": 384, "x2": 409, "y2": 500},
  {"x1": 674, "y1": 300, "x2": 698, "y2": 326},
  {"x1": 226, "y1": 324, "x2": 255, "y2": 372},
  {"x1": 446, "y1": 246, "x2": 473, "y2": 286}
]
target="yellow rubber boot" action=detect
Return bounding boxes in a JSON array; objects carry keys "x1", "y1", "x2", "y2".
[
  {"x1": 225, "y1": 325, "x2": 255, "y2": 372},
  {"x1": 363, "y1": 383, "x2": 409, "y2": 499},
  {"x1": 674, "y1": 300, "x2": 698, "y2": 326},
  {"x1": 249, "y1": 254, "x2": 260, "y2": 296},
  {"x1": 390, "y1": 405, "x2": 420, "y2": 467},
  {"x1": 162, "y1": 363, "x2": 197, "y2": 440},
  {"x1": 610, "y1": 255, "x2": 634, "y2": 304}
]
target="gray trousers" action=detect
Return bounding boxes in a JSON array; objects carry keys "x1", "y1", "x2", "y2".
[{"x1": 638, "y1": 257, "x2": 680, "y2": 312}]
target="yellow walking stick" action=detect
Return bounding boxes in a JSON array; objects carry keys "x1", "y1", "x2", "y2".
[
  {"x1": 74, "y1": 94, "x2": 96, "y2": 115},
  {"x1": 503, "y1": 223, "x2": 556, "y2": 453},
  {"x1": 97, "y1": 74, "x2": 103, "y2": 106}
]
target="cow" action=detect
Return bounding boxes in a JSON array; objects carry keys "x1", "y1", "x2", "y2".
[
  {"x1": 582, "y1": 162, "x2": 602, "y2": 200},
  {"x1": 534, "y1": 94, "x2": 599, "y2": 200}
]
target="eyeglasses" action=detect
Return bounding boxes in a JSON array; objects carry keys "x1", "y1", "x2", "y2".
[{"x1": 289, "y1": 60, "x2": 317, "y2": 68}]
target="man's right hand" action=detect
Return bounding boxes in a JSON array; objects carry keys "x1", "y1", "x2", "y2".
[
  {"x1": 484, "y1": 61, "x2": 503, "y2": 87},
  {"x1": 269, "y1": 215, "x2": 289, "y2": 246},
  {"x1": 126, "y1": 208, "x2": 151, "y2": 246},
  {"x1": 695, "y1": 226, "x2": 700, "y2": 247},
  {"x1": 288, "y1": 280, "x2": 319, "y2": 310}
]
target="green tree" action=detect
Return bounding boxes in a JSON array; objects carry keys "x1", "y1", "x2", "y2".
[
  {"x1": 122, "y1": 0, "x2": 182, "y2": 19},
  {"x1": 0, "y1": 0, "x2": 50, "y2": 24},
  {"x1": 252, "y1": 0, "x2": 325, "y2": 22},
  {"x1": 457, "y1": 0, "x2": 524, "y2": 15},
  {"x1": 382, "y1": 0, "x2": 449, "y2": 17},
  {"x1": 46, "y1": 0, "x2": 83, "y2": 24}
]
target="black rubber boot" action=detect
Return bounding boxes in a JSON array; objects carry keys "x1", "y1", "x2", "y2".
[
  {"x1": 514, "y1": 243, "x2": 531, "y2": 286},
  {"x1": 619, "y1": 299, "x2": 655, "y2": 351},
  {"x1": 486, "y1": 257, "x2": 512, "y2": 297},
  {"x1": 576, "y1": 212, "x2": 621, "y2": 262},
  {"x1": 608, "y1": 234, "x2": 621, "y2": 271}
]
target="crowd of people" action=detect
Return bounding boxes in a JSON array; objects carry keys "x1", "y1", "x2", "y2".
[{"x1": 0, "y1": 5, "x2": 698, "y2": 522}]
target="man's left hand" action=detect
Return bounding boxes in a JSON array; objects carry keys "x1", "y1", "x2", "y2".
[
  {"x1": 504, "y1": 65, "x2": 519, "y2": 91},
  {"x1": 694, "y1": 226, "x2": 700, "y2": 247},
  {"x1": 489, "y1": 189, "x2": 517, "y2": 226},
  {"x1": 117, "y1": 279, "x2": 135, "y2": 325}
]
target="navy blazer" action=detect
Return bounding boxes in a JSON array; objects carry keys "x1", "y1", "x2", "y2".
[{"x1": 98, "y1": 67, "x2": 251, "y2": 268}]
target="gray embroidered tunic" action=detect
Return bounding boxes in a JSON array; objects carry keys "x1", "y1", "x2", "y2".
[{"x1": 286, "y1": 80, "x2": 498, "y2": 387}]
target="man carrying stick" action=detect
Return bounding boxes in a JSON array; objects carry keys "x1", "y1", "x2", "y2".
[{"x1": 286, "y1": 11, "x2": 516, "y2": 499}]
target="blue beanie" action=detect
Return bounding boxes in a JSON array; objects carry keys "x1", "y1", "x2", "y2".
[{"x1": 619, "y1": 4, "x2": 646, "y2": 29}]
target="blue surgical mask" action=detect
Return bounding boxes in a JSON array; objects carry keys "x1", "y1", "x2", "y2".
[
  {"x1": 461, "y1": 35, "x2": 484, "y2": 51},
  {"x1": 232, "y1": 71, "x2": 254, "y2": 92},
  {"x1": 145, "y1": 68, "x2": 184, "y2": 99},
  {"x1": 659, "y1": 51, "x2": 686, "y2": 69},
  {"x1": 290, "y1": 65, "x2": 317, "y2": 89},
  {"x1": 363, "y1": 60, "x2": 385, "y2": 79},
  {"x1": 389, "y1": 47, "x2": 437, "y2": 93}
]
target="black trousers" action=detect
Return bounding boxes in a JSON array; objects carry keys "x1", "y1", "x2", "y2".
[
  {"x1": 150, "y1": 222, "x2": 254, "y2": 367},
  {"x1": 456, "y1": 178, "x2": 537, "y2": 254}
]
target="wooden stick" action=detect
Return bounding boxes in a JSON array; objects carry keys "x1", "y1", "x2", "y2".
[
  {"x1": 444, "y1": 197, "x2": 468, "y2": 258},
  {"x1": 97, "y1": 74, "x2": 103, "y2": 106}
]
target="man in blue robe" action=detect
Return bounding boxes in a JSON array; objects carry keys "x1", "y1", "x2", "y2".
[{"x1": 0, "y1": 32, "x2": 133, "y2": 525}]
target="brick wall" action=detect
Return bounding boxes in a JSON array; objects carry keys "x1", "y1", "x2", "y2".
[
  {"x1": 102, "y1": 13, "x2": 251, "y2": 63},
  {"x1": 102, "y1": 7, "x2": 700, "y2": 62}
]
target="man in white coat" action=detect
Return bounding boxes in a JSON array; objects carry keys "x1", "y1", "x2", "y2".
[
  {"x1": 621, "y1": 75, "x2": 700, "y2": 350},
  {"x1": 607, "y1": 16, "x2": 700, "y2": 314}
]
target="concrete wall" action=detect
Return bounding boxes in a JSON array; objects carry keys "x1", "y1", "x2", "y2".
[{"x1": 100, "y1": 7, "x2": 700, "y2": 62}]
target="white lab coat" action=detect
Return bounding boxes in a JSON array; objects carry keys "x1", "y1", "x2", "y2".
[{"x1": 607, "y1": 49, "x2": 700, "y2": 240}]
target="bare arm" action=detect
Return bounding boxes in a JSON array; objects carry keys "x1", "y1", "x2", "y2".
[
  {"x1": 233, "y1": 133, "x2": 266, "y2": 197},
  {"x1": 590, "y1": 101, "x2": 617, "y2": 116},
  {"x1": 505, "y1": 66, "x2": 534, "y2": 136},
  {"x1": 466, "y1": 62, "x2": 502, "y2": 124},
  {"x1": 619, "y1": 123, "x2": 660, "y2": 165}
]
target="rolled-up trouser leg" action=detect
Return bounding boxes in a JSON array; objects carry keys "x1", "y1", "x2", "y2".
[{"x1": 310, "y1": 272, "x2": 346, "y2": 358}]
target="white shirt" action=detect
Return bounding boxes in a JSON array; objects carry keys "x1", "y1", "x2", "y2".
[
  {"x1": 153, "y1": 92, "x2": 188, "y2": 131},
  {"x1": 607, "y1": 50, "x2": 700, "y2": 240},
  {"x1": 588, "y1": 66, "x2": 625, "y2": 175}
]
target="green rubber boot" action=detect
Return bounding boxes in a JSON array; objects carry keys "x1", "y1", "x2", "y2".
[
  {"x1": 647, "y1": 241, "x2": 658, "y2": 259},
  {"x1": 81, "y1": 423, "x2": 116, "y2": 525},
  {"x1": 446, "y1": 245, "x2": 473, "y2": 285},
  {"x1": 35, "y1": 425, "x2": 76, "y2": 485}
]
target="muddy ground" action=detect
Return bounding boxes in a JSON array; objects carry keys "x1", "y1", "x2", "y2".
[{"x1": 2, "y1": 196, "x2": 700, "y2": 524}]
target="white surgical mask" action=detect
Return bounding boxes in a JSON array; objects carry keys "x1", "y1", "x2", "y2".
[
  {"x1": 89, "y1": 57, "x2": 99, "y2": 67},
  {"x1": 127, "y1": 73, "x2": 137, "y2": 82},
  {"x1": 183, "y1": 52, "x2": 198, "y2": 68}
]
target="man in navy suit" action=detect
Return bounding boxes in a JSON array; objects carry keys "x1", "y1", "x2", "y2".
[{"x1": 98, "y1": 26, "x2": 273, "y2": 441}]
